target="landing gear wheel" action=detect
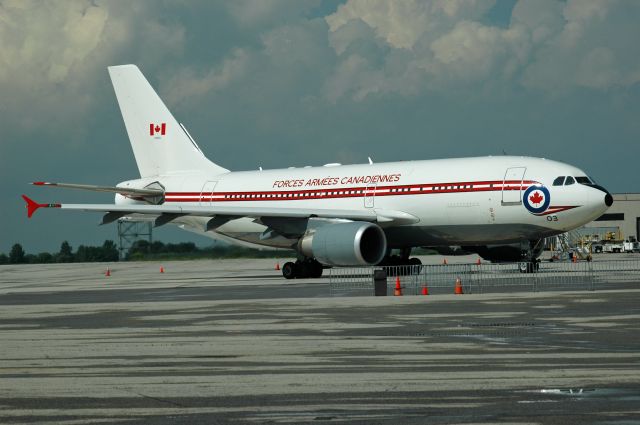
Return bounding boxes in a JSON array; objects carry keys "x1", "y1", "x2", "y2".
[
  {"x1": 282, "y1": 259, "x2": 324, "y2": 279},
  {"x1": 310, "y1": 261, "x2": 323, "y2": 278},
  {"x1": 282, "y1": 262, "x2": 296, "y2": 279},
  {"x1": 409, "y1": 257, "x2": 422, "y2": 275},
  {"x1": 518, "y1": 261, "x2": 539, "y2": 274},
  {"x1": 295, "y1": 261, "x2": 311, "y2": 279}
]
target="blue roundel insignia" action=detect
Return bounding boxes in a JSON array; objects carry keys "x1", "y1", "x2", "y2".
[{"x1": 523, "y1": 185, "x2": 550, "y2": 214}]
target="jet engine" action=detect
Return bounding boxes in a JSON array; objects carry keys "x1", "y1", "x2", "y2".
[{"x1": 299, "y1": 221, "x2": 387, "y2": 266}]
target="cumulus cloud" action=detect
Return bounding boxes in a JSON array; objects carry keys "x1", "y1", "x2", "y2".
[
  {"x1": 0, "y1": 0, "x2": 108, "y2": 84},
  {"x1": 0, "y1": 0, "x2": 186, "y2": 138},
  {"x1": 226, "y1": 0, "x2": 321, "y2": 27},
  {"x1": 162, "y1": 48, "x2": 250, "y2": 106},
  {"x1": 522, "y1": 0, "x2": 640, "y2": 91},
  {"x1": 324, "y1": 0, "x2": 640, "y2": 101},
  {"x1": 326, "y1": 0, "x2": 496, "y2": 50}
]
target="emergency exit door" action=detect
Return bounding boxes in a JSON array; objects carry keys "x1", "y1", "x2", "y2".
[
  {"x1": 364, "y1": 184, "x2": 376, "y2": 208},
  {"x1": 199, "y1": 181, "x2": 218, "y2": 206},
  {"x1": 502, "y1": 167, "x2": 526, "y2": 204}
]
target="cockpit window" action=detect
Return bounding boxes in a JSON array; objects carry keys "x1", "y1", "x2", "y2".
[
  {"x1": 564, "y1": 176, "x2": 575, "y2": 185},
  {"x1": 553, "y1": 176, "x2": 565, "y2": 186},
  {"x1": 575, "y1": 176, "x2": 592, "y2": 185}
]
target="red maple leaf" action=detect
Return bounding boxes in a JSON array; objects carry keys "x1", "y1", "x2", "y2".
[{"x1": 529, "y1": 191, "x2": 544, "y2": 205}]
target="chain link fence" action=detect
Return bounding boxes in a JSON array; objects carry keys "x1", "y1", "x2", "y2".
[{"x1": 329, "y1": 259, "x2": 640, "y2": 296}]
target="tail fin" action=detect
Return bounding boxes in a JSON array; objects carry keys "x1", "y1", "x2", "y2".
[{"x1": 108, "y1": 65, "x2": 228, "y2": 178}]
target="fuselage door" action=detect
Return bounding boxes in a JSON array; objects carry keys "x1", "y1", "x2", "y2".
[
  {"x1": 199, "y1": 181, "x2": 218, "y2": 206},
  {"x1": 364, "y1": 184, "x2": 376, "y2": 208},
  {"x1": 502, "y1": 167, "x2": 526, "y2": 205}
]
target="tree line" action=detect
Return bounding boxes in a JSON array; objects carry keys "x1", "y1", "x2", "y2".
[
  {"x1": 0, "y1": 241, "x2": 119, "y2": 264},
  {"x1": 0, "y1": 240, "x2": 290, "y2": 264}
]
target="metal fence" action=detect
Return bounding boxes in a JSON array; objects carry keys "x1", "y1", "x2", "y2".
[{"x1": 328, "y1": 259, "x2": 640, "y2": 296}]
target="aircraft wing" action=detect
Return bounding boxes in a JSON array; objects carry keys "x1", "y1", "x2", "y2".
[{"x1": 21, "y1": 195, "x2": 418, "y2": 227}]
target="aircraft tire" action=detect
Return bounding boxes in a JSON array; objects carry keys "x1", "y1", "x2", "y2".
[
  {"x1": 282, "y1": 262, "x2": 296, "y2": 279},
  {"x1": 310, "y1": 261, "x2": 323, "y2": 278},
  {"x1": 409, "y1": 257, "x2": 422, "y2": 275},
  {"x1": 518, "y1": 261, "x2": 539, "y2": 274},
  {"x1": 295, "y1": 261, "x2": 311, "y2": 279}
]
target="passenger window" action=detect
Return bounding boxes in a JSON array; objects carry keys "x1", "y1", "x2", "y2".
[
  {"x1": 553, "y1": 176, "x2": 565, "y2": 186},
  {"x1": 565, "y1": 176, "x2": 575, "y2": 185}
]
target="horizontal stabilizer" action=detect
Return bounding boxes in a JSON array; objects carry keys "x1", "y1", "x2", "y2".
[
  {"x1": 32, "y1": 181, "x2": 163, "y2": 197},
  {"x1": 22, "y1": 195, "x2": 61, "y2": 218}
]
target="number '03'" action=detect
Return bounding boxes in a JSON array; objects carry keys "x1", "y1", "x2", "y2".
[{"x1": 546, "y1": 215, "x2": 558, "y2": 222}]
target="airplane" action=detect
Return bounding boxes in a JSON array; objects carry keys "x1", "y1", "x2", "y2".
[{"x1": 23, "y1": 64, "x2": 613, "y2": 278}]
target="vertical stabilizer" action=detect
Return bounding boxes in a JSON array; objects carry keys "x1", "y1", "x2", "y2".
[{"x1": 108, "y1": 65, "x2": 228, "y2": 177}]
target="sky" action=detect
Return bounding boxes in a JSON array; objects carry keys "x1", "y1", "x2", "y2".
[{"x1": 1, "y1": 0, "x2": 640, "y2": 254}]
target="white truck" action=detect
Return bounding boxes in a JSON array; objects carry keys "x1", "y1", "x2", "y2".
[{"x1": 603, "y1": 243, "x2": 624, "y2": 253}]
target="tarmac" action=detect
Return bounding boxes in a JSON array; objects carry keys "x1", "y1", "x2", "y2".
[{"x1": 0, "y1": 256, "x2": 639, "y2": 424}]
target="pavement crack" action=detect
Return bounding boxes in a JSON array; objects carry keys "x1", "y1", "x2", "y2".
[{"x1": 121, "y1": 388, "x2": 187, "y2": 408}]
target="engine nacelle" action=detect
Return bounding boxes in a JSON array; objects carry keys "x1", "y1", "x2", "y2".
[{"x1": 299, "y1": 221, "x2": 387, "y2": 266}]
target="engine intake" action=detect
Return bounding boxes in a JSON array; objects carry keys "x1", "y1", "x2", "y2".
[{"x1": 299, "y1": 221, "x2": 387, "y2": 266}]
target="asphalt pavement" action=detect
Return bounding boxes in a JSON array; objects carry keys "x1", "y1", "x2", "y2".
[{"x1": 1, "y1": 258, "x2": 639, "y2": 424}]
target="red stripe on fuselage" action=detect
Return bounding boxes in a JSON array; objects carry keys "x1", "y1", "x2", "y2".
[{"x1": 163, "y1": 180, "x2": 539, "y2": 203}]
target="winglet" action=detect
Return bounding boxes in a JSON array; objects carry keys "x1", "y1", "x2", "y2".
[{"x1": 21, "y1": 195, "x2": 59, "y2": 218}]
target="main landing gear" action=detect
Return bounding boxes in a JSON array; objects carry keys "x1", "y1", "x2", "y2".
[
  {"x1": 282, "y1": 258, "x2": 324, "y2": 279},
  {"x1": 378, "y1": 248, "x2": 422, "y2": 275}
]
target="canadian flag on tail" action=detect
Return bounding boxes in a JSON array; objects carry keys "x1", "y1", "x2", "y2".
[{"x1": 149, "y1": 123, "x2": 166, "y2": 136}]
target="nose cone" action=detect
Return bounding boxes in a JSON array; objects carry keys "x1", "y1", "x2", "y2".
[
  {"x1": 604, "y1": 192, "x2": 613, "y2": 207},
  {"x1": 584, "y1": 184, "x2": 613, "y2": 222},
  {"x1": 592, "y1": 184, "x2": 613, "y2": 208}
]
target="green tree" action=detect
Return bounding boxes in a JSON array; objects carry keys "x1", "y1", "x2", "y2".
[
  {"x1": 36, "y1": 252, "x2": 53, "y2": 263},
  {"x1": 101, "y1": 240, "x2": 119, "y2": 262},
  {"x1": 9, "y1": 243, "x2": 25, "y2": 264},
  {"x1": 57, "y1": 241, "x2": 74, "y2": 263},
  {"x1": 75, "y1": 245, "x2": 91, "y2": 262},
  {"x1": 0, "y1": 253, "x2": 9, "y2": 264},
  {"x1": 150, "y1": 241, "x2": 166, "y2": 253}
]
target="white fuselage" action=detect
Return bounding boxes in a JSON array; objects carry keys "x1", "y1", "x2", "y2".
[{"x1": 115, "y1": 156, "x2": 611, "y2": 251}]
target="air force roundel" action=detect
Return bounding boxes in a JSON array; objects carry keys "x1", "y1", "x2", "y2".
[{"x1": 523, "y1": 185, "x2": 550, "y2": 214}]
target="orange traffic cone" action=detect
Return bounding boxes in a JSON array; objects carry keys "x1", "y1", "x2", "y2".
[
  {"x1": 275, "y1": 262, "x2": 280, "y2": 271},
  {"x1": 394, "y1": 276, "x2": 402, "y2": 296},
  {"x1": 105, "y1": 267, "x2": 111, "y2": 277},
  {"x1": 421, "y1": 284, "x2": 429, "y2": 296},
  {"x1": 454, "y1": 277, "x2": 463, "y2": 295},
  {"x1": 160, "y1": 266, "x2": 165, "y2": 273},
  {"x1": 476, "y1": 258, "x2": 482, "y2": 265},
  {"x1": 443, "y1": 258, "x2": 448, "y2": 265}
]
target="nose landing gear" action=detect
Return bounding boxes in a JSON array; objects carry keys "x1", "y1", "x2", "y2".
[
  {"x1": 518, "y1": 259, "x2": 540, "y2": 273},
  {"x1": 518, "y1": 239, "x2": 543, "y2": 273}
]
